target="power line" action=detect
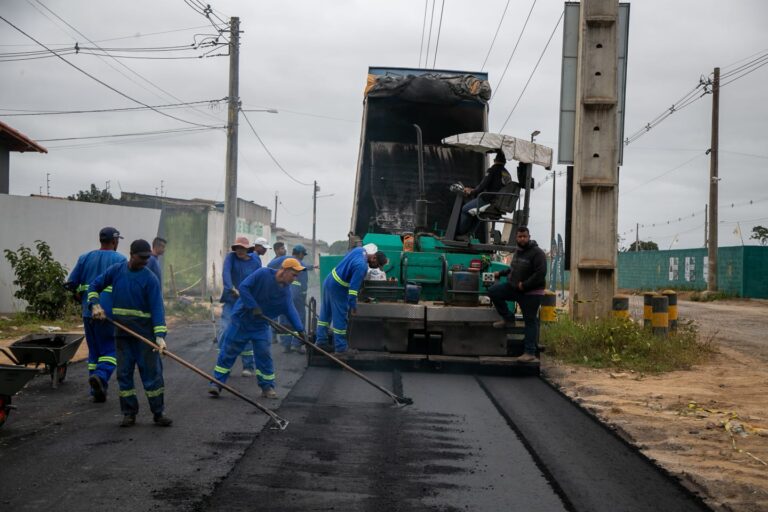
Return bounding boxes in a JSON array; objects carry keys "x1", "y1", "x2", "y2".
[
  {"x1": 0, "y1": 14, "x2": 220, "y2": 129},
  {"x1": 480, "y1": 0, "x2": 510, "y2": 71},
  {"x1": 240, "y1": 109, "x2": 313, "y2": 187},
  {"x1": 418, "y1": 0, "x2": 428, "y2": 68},
  {"x1": 37, "y1": 125, "x2": 222, "y2": 142},
  {"x1": 43, "y1": 126, "x2": 219, "y2": 150},
  {"x1": 491, "y1": 0, "x2": 537, "y2": 100},
  {"x1": 498, "y1": 9, "x2": 562, "y2": 132},
  {"x1": 279, "y1": 200, "x2": 313, "y2": 217},
  {"x1": 424, "y1": 0, "x2": 436, "y2": 69},
  {"x1": 0, "y1": 24, "x2": 212, "y2": 47},
  {"x1": 0, "y1": 98, "x2": 226, "y2": 116},
  {"x1": 431, "y1": 0, "x2": 445, "y2": 69}
]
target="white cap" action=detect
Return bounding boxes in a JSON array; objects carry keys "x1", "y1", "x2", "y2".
[
  {"x1": 363, "y1": 243, "x2": 378, "y2": 255},
  {"x1": 253, "y1": 237, "x2": 268, "y2": 247}
]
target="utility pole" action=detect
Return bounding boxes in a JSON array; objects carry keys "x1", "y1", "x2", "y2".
[
  {"x1": 707, "y1": 67, "x2": 720, "y2": 292},
  {"x1": 635, "y1": 223, "x2": 639, "y2": 252},
  {"x1": 704, "y1": 204, "x2": 708, "y2": 248},
  {"x1": 273, "y1": 192, "x2": 278, "y2": 227},
  {"x1": 223, "y1": 16, "x2": 241, "y2": 254},
  {"x1": 312, "y1": 181, "x2": 318, "y2": 269}
]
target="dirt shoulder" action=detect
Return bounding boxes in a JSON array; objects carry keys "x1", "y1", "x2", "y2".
[{"x1": 544, "y1": 298, "x2": 768, "y2": 512}]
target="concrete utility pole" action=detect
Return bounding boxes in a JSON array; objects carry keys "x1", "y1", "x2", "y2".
[
  {"x1": 707, "y1": 67, "x2": 720, "y2": 292},
  {"x1": 569, "y1": 0, "x2": 621, "y2": 320},
  {"x1": 312, "y1": 181, "x2": 318, "y2": 269},
  {"x1": 223, "y1": 17, "x2": 241, "y2": 254},
  {"x1": 704, "y1": 204, "x2": 708, "y2": 248},
  {"x1": 274, "y1": 192, "x2": 278, "y2": 227},
  {"x1": 635, "y1": 223, "x2": 639, "y2": 251}
]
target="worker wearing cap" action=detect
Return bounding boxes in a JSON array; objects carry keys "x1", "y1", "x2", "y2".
[
  {"x1": 268, "y1": 244, "x2": 310, "y2": 354},
  {"x1": 88, "y1": 239, "x2": 171, "y2": 427},
  {"x1": 219, "y1": 236, "x2": 262, "y2": 375},
  {"x1": 65, "y1": 227, "x2": 126, "y2": 403},
  {"x1": 457, "y1": 151, "x2": 512, "y2": 237},
  {"x1": 209, "y1": 258, "x2": 306, "y2": 399},
  {"x1": 316, "y1": 244, "x2": 388, "y2": 353}
]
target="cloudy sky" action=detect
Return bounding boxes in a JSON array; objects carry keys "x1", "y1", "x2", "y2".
[{"x1": 2, "y1": 0, "x2": 767, "y2": 249}]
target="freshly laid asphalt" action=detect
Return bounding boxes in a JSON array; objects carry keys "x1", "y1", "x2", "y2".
[{"x1": 0, "y1": 323, "x2": 712, "y2": 512}]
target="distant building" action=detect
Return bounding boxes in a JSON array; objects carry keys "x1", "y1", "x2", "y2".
[{"x1": 0, "y1": 120, "x2": 47, "y2": 194}]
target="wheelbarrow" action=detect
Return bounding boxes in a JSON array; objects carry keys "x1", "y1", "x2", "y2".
[
  {"x1": 0, "y1": 333, "x2": 84, "y2": 389},
  {"x1": 0, "y1": 364, "x2": 38, "y2": 427}
]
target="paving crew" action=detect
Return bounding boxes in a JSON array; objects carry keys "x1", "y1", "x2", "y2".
[
  {"x1": 65, "y1": 227, "x2": 126, "y2": 403},
  {"x1": 457, "y1": 150, "x2": 512, "y2": 237},
  {"x1": 316, "y1": 244, "x2": 388, "y2": 353},
  {"x1": 268, "y1": 244, "x2": 310, "y2": 354},
  {"x1": 487, "y1": 226, "x2": 547, "y2": 363},
  {"x1": 209, "y1": 258, "x2": 306, "y2": 399},
  {"x1": 146, "y1": 236, "x2": 167, "y2": 286},
  {"x1": 219, "y1": 236, "x2": 263, "y2": 376},
  {"x1": 89, "y1": 239, "x2": 172, "y2": 427}
]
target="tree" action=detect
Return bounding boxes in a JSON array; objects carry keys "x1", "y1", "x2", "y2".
[
  {"x1": 328, "y1": 240, "x2": 349, "y2": 255},
  {"x1": 627, "y1": 240, "x2": 659, "y2": 252},
  {"x1": 750, "y1": 225, "x2": 768, "y2": 246},
  {"x1": 4, "y1": 241, "x2": 71, "y2": 319},
  {"x1": 68, "y1": 184, "x2": 113, "y2": 203}
]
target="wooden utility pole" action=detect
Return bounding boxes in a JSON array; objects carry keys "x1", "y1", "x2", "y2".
[
  {"x1": 223, "y1": 17, "x2": 241, "y2": 254},
  {"x1": 635, "y1": 223, "x2": 639, "y2": 251},
  {"x1": 707, "y1": 67, "x2": 720, "y2": 292},
  {"x1": 274, "y1": 192, "x2": 278, "y2": 227}
]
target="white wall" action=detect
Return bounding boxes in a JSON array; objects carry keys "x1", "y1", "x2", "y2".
[{"x1": 0, "y1": 195, "x2": 160, "y2": 313}]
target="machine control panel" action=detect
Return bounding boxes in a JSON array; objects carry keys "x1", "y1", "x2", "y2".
[{"x1": 481, "y1": 272, "x2": 496, "y2": 286}]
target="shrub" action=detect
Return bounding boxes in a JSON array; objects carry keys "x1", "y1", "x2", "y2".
[{"x1": 4, "y1": 241, "x2": 72, "y2": 319}]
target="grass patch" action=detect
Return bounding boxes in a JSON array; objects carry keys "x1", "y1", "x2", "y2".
[
  {"x1": 689, "y1": 290, "x2": 737, "y2": 302},
  {"x1": 0, "y1": 312, "x2": 83, "y2": 340},
  {"x1": 541, "y1": 316, "x2": 716, "y2": 373},
  {"x1": 165, "y1": 298, "x2": 212, "y2": 323}
]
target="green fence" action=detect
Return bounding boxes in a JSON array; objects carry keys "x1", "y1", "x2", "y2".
[{"x1": 617, "y1": 246, "x2": 768, "y2": 298}]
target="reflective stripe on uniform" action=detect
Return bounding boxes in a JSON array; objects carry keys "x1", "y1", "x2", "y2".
[
  {"x1": 291, "y1": 281, "x2": 301, "y2": 286},
  {"x1": 119, "y1": 389, "x2": 137, "y2": 397},
  {"x1": 255, "y1": 369, "x2": 275, "y2": 381},
  {"x1": 241, "y1": 350, "x2": 254, "y2": 356},
  {"x1": 113, "y1": 308, "x2": 151, "y2": 318},
  {"x1": 153, "y1": 325, "x2": 168, "y2": 334},
  {"x1": 348, "y1": 290, "x2": 358, "y2": 296},
  {"x1": 214, "y1": 365, "x2": 231, "y2": 374},
  {"x1": 98, "y1": 356, "x2": 117, "y2": 366},
  {"x1": 77, "y1": 284, "x2": 89, "y2": 292},
  {"x1": 331, "y1": 327, "x2": 347, "y2": 335},
  {"x1": 145, "y1": 387, "x2": 164, "y2": 398},
  {"x1": 104, "y1": 286, "x2": 113, "y2": 293},
  {"x1": 87, "y1": 292, "x2": 99, "y2": 300},
  {"x1": 88, "y1": 363, "x2": 97, "y2": 370},
  {"x1": 331, "y1": 268, "x2": 350, "y2": 287},
  {"x1": 317, "y1": 320, "x2": 330, "y2": 327}
]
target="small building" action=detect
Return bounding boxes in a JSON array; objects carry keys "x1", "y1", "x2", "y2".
[{"x1": 0, "y1": 120, "x2": 47, "y2": 194}]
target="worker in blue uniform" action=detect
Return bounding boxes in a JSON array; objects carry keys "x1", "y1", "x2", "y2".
[
  {"x1": 316, "y1": 244, "x2": 388, "y2": 353},
  {"x1": 269, "y1": 245, "x2": 311, "y2": 354},
  {"x1": 219, "y1": 236, "x2": 264, "y2": 376},
  {"x1": 65, "y1": 226, "x2": 126, "y2": 403},
  {"x1": 89, "y1": 239, "x2": 172, "y2": 427},
  {"x1": 145, "y1": 236, "x2": 166, "y2": 287},
  {"x1": 209, "y1": 258, "x2": 305, "y2": 399}
]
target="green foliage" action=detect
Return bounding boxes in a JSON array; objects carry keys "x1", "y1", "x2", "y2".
[
  {"x1": 626, "y1": 240, "x2": 659, "y2": 252},
  {"x1": 690, "y1": 290, "x2": 736, "y2": 302},
  {"x1": 3, "y1": 241, "x2": 72, "y2": 320},
  {"x1": 68, "y1": 184, "x2": 113, "y2": 203},
  {"x1": 750, "y1": 225, "x2": 768, "y2": 246},
  {"x1": 541, "y1": 316, "x2": 715, "y2": 373},
  {"x1": 165, "y1": 298, "x2": 211, "y2": 322},
  {"x1": 328, "y1": 240, "x2": 349, "y2": 255}
]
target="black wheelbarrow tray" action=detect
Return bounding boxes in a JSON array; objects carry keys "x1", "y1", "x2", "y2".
[
  {"x1": 0, "y1": 333, "x2": 85, "y2": 389},
  {"x1": 0, "y1": 364, "x2": 38, "y2": 427}
]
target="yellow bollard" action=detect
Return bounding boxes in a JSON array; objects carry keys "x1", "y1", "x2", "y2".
[
  {"x1": 540, "y1": 291, "x2": 557, "y2": 323},
  {"x1": 662, "y1": 290, "x2": 678, "y2": 331},
  {"x1": 651, "y1": 295, "x2": 669, "y2": 337},
  {"x1": 611, "y1": 295, "x2": 630, "y2": 320},
  {"x1": 643, "y1": 291, "x2": 655, "y2": 328}
]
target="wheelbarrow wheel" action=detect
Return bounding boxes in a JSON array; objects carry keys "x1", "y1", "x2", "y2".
[
  {"x1": 56, "y1": 364, "x2": 68, "y2": 384},
  {"x1": 0, "y1": 395, "x2": 10, "y2": 428}
]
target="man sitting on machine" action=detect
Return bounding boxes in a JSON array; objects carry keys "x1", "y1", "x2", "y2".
[{"x1": 455, "y1": 150, "x2": 512, "y2": 239}]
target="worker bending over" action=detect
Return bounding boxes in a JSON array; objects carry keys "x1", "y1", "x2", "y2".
[
  {"x1": 89, "y1": 239, "x2": 171, "y2": 427},
  {"x1": 65, "y1": 226, "x2": 126, "y2": 403},
  {"x1": 210, "y1": 258, "x2": 305, "y2": 399},
  {"x1": 316, "y1": 244, "x2": 388, "y2": 353}
]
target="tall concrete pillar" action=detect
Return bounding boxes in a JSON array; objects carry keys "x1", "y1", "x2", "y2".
[{"x1": 569, "y1": 0, "x2": 620, "y2": 321}]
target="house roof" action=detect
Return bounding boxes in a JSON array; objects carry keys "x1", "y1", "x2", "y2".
[{"x1": 0, "y1": 120, "x2": 47, "y2": 153}]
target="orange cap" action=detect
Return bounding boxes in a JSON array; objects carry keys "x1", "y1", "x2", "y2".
[{"x1": 281, "y1": 257, "x2": 306, "y2": 272}]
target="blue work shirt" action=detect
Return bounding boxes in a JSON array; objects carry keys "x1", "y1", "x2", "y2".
[
  {"x1": 230, "y1": 267, "x2": 303, "y2": 334},
  {"x1": 146, "y1": 254, "x2": 162, "y2": 286},
  {"x1": 267, "y1": 254, "x2": 288, "y2": 270},
  {"x1": 331, "y1": 247, "x2": 369, "y2": 296},
  {"x1": 220, "y1": 251, "x2": 262, "y2": 304},
  {"x1": 66, "y1": 249, "x2": 126, "y2": 318}
]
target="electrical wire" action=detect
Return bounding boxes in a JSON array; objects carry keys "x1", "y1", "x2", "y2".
[
  {"x1": 424, "y1": 0, "x2": 436, "y2": 69},
  {"x1": 0, "y1": 98, "x2": 226, "y2": 116},
  {"x1": 491, "y1": 0, "x2": 537, "y2": 100},
  {"x1": 480, "y1": 0, "x2": 510, "y2": 71},
  {"x1": 623, "y1": 83, "x2": 708, "y2": 146},
  {"x1": 498, "y1": 9, "x2": 563, "y2": 132},
  {"x1": 42, "y1": 126, "x2": 218, "y2": 150},
  {"x1": 240, "y1": 109, "x2": 313, "y2": 186},
  {"x1": 0, "y1": 14, "x2": 220, "y2": 129},
  {"x1": 0, "y1": 24, "x2": 212, "y2": 47},
  {"x1": 279, "y1": 200, "x2": 313, "y2": 217},
  {"x1": 418, "y1": 0, "x2": 428, "y2": 68},
  {"x1": 37, "y1": 126, "x2": 222, "y2": 142},
  {"x1": 431, "y1": 0, "x2": 445, "y2": 69}
]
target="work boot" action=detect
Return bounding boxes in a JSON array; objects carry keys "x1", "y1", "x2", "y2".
[
  {"x1": 208, "y1": 383, "x2": 221, "y2": 397},
  {"x1": 89, "y1": 375, "x2": 107, "y2": 403},
  {"x1": 153, "y1": 414, "x2": 173, "y2": 427},
  {"x1": 120, "y1": 415, "x2": 136, "y2": 427},
  {"x1": 517, "y1": 353, "x2": 539, "y2": 363},
  {"x1": 241, "y1": 369, "x2": 254, "y2": 377},
  {"x1": 261, "y1": 388, "x2": 278, "y2": 399},
  {"x1": 492, "y1": 318, "x2": 516, "y2": 329}
]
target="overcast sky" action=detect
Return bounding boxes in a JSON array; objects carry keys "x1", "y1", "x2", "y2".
[{"x1": 2, "y1": 0, "x2": 767, "y2": 248}]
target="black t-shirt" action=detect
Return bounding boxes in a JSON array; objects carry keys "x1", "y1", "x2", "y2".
[{"x1": 470, "y1": 164, "x2": 511, "y2": 198}]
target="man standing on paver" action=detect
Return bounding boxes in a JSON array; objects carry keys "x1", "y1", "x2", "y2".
[
  {"x1": 146, "y1": 237, "x2": 167, "y2": 287},
  {"x1": 487, "y1": 226, "x2": 547, "y2": 363},
  {"x1": 219, "y1": 236, "x2": 262, "y2": 376},
  {"x1": 316, "y1": 244, "x2": 387, "y2": 353},
  {"x1": 65, "y1": 227, "x2": 126, "y2": 402},
  {"x1": 89, "y1": 239, "x2": 172, "y2": 427},
  {"x1": 209, "y1": 258, "x2": 305, "y2": 399}
]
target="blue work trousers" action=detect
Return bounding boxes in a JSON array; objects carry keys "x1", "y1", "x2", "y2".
[
  {"x1": 487, "y1": 282, "x2": 542, "y2": 355},
  {"x1": 214, "y1": 323, "x2": 275, "y2": 390},
  {"x1": 115, "y1": 335, "x2": 165, "y2": 416},
  {"x1": 458, "y1": 197, "x2": 488, "y2": 236},
  {"x1": 219, "y1": 302, "x2": 255, "y2": 370},
  {"x1": 316, "y1": 275, "x2": 350, "y2": 351},
  {"x1": 83, "y1": 317, "x2": 117, "y2": 389},
  {"x1": 280, "y1": 293, "x2": 306, "y2": 349}
]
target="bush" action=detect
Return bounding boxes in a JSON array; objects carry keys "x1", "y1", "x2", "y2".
[
  {"x1": 4, "y1": 241, "x2": 72, "y2": 320},
  {"x1": 690, "y1": 290, "x2": 736, "y2": 302},
  {"x1": 541, "y1": 316, "x2": 716, "y2": 373}
]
